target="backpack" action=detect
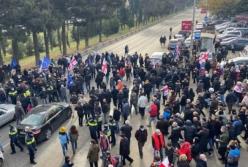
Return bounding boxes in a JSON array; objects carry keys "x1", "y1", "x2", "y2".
[{"x1": 150, "y1": 104, "x2": 158, "y2": 117}]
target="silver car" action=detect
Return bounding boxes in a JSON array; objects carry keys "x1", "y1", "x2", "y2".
[{"x1": 0, "y1": 104, "x2": 16, "y2": 127}]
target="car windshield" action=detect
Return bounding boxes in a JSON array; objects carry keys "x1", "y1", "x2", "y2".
[{"x1": 21, "y1": 113, "x2": 45, "y2": 126}]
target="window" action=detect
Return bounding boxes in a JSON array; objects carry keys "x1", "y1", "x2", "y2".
[
  {"x1": 47, "y1": 106, "x2": 63, "y2": 120},
  {"x1": 0, "y1": 111, "x2": 5, "y2": 116}
]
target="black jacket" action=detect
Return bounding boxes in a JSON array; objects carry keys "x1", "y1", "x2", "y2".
[
  {"x1": 120, "y1": 125, "x2": 132, "y2": 139},
  {"x1": 119, "y1": 137, "x2": 130, "y2": 156},
  {"x1": 196, "y1": 159, "x2": 207, "y2": 167},
  {"x1": 156, "y1": 120, "x2": 169, "y2": 135},
  {"x1": 135, "y1": 129, "x2": 147, "y2": 143}
]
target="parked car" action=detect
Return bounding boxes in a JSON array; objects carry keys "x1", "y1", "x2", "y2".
[
  {"x1": 178, "y1": 30, "x2": 190, "y2": 38},
  {"x1": 17, "y1": 103, "x2": 72, "y2": 143},
  {"x1": 221, "y1": 38, "x2": 248, "y2": 51},
  {"x1": 195, "y1": 23, "x2": 204, "y2": 30},
  {"x1": 0, "y1": 104, "x2": 16, "y2": 127},
  {"x1": 184, "y1": 37, "x2": 191, "y2": 48},
  {"x1": 220, "y1": 36, "x2": 239, "y2": 42},
  {"x1": 235, "y1": 28, "x2": 248, "y2": 36},
  {"x1": 217, "y1": 31, "x2": 242, "y2": 40},
  {"x1": 215, "y1": 22, "x2": 231, "y2": 31},
  {"x1": 174, "y1": 34, "x2": 185, "y2": 41},
  {"x1": 221, "y1": 56, "x2": 248, "y2": 67},
  {"x1": 168, "y1": 39, "x2": 180, "y2": 50},
  {"x1": 222, "y1": 27, "x2": 237, "y2": 34},
  {"x1": 216, "y1": 23, "x2": 238, "y2": 33}
]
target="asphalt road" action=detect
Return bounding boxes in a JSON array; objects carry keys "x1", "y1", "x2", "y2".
[{"x1": 0, "y1": 8, "x2": 247, "y2": 167}]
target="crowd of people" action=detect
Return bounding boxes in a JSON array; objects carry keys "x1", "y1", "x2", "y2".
[{"x1": 0, "y1": 41, "x2": 248, "y2": 167}]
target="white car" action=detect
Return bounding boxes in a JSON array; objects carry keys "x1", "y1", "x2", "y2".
[
  {"x1": 184, "y1": 37, "x2": 191, "y2": 48},
  {"x1": 0, "y1": 104, "x2": 16, "y2": 127},
  {"x1": 195, "y1": 23, "x2": 204, "y2": 30},
  {"x1": 174, "y1": 34, "x2": 185, "y2": 41},
  {"x1": 217, "y1": 31, "x2": 242, "y2": 40},
  {"x1": 149, "y1": 52, "x2": 166, "y2": 65},
  {"x1": 220, "y1": 56, "x2": 248, "y2": 67},
  {"x1": 222, "y1": 27, "x2": 237, "y2": 34}
]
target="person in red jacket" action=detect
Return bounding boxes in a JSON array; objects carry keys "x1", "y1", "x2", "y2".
[
  {"x1": 148, "y1": 102, "x2": 158, "y2": 127},
  {"x1": 177, "y1": 141, "x2": 192, "y2": 162},
  {"x1": 152, "y1": 129, "x2": 166, "y2": 160}
]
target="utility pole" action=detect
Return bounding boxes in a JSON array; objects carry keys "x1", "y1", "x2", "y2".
[{"x1": 190, "y1": 0, "x2": 196, "y2": 52}]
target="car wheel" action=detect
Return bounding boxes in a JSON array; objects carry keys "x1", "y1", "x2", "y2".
[{"x1": 45, "y1": 129, "x2": 52, "y2": 140}]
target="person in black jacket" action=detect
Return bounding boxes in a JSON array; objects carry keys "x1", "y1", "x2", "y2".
[
  {"x1": 156, "y1": 116, "x2": 169, "y2": 136},
  {"x1": 113, "y1": 108, "x2": 121, "y2": 133},
  {"x1": 75, "y1": 102, "x2": 84, "y2": 126},
  {"x1": 169, "y1": 122, "x2": 182, "y2": 148},
  {"x1": 182, "y1": 120, "x2": 196, "y2": 143},
  {"x1": 120, "y1": 120, "x2": 132, "y2": 142},
  {"x1": 196, "y1": 154, "x2": 208, "y2": 167},
  {"x1": 225, "y1": 91, "x2": 237, "y2": 114},
  {"x1": 135, "y1": 125, "x2": 148, "y2": 159},
  {"x1": 191, "y1": 137, "x2": 201, "y2": 160},
  {"x1": 119, "y1": 134, "x2": 133, "y2": 165}
]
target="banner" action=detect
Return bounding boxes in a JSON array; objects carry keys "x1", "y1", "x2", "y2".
[
  {"x1": 181, "y1": 20, "x2": 192, "y2": 32},
  {"x1": 39, "y1": 56, "x2": 51, "y2": 71}
]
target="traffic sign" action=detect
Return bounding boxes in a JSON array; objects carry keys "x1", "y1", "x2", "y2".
[{"x1": 194, "y1": 31, "x2": 201, "y2": 40}]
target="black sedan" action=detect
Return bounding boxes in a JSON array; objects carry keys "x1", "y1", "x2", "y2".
[{"x1": 17, "y1": 103, "x2": 72, "y2": 143}]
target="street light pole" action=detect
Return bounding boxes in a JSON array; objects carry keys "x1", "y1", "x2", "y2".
[{"x1": 190, "y1": 0, "x2": 196, "y2": 51}]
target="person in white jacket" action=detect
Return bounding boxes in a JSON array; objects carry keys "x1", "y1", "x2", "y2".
[{"x1": 138, "y1": 93, "x2": 148, "y2": 119}]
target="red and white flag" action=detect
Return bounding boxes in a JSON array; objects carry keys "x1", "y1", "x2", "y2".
[
  {"x1": 102, "y1": 58, "x2": 108, "y2": 74},
  {"x1": 68, "y1": 56, "x2": 78, "y2": 71},
  {"x1": 199, "y1": 52, "x2": 208, "y2": 64},
  {"x1": 160, "y1": 157, "x2": 170, "y2": 167}
]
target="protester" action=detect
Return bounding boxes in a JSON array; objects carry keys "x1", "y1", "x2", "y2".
[
  {"x1": 68, "y1": 125, "x2": 79, "y2": 155},
  {"x1": 87, "y1": 139, "x2": 100, "y2": 167},
  {"x1": 59, "y1": 127, "x2": 69, "y2": 156},
  {"x1": 119, "y1": 134, "x2": 133, "y2": 166},
  {"x1": 135, "y1": 125, "x2": 148, "y2": 159}
]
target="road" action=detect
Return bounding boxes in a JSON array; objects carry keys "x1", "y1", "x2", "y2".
[{"x1": 0, "y1": 8, "x2": 247, "y2": 167}]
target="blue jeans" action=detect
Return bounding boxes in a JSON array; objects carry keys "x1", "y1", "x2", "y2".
[
  {"x1": 61, "y1": 143, "x2": 68, "y2": 156},
  {"x1": 71, "y1": 140, "x2": 77, "y2": 154}
]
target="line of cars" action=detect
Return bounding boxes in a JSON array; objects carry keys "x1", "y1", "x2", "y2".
[
  {"x1": 0, "y1": 103, "x2": 72, "y2": 144},
  {"x1": 215, "y1": 21, "x2": 248, "y2": 51}
]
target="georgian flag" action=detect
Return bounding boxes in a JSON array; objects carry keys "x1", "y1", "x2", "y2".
[
  {"x1": 199, "y1": 52, "x2": 208, "y2": 64},
  {"x1": 102, "y1": 58, "x2": 108, "y2": 74},
  {"x1": 68, "y1": 56, "x2": 78, "y2": 71}
]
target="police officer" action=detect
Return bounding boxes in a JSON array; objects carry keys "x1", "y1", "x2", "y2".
[
  {"x1": 9, "y1": 125, "x2": 23, "y2": 154},
  {"x1": 108, "y1": 116, "x2": 117, "y2": 146},
  {"x1": 87, "y1": 118, "x2": 98, "y2": 142},
  {"x1": 25, "y1": 127, "x2": 37, "y2": 164},
  {"x1": 95, "y1": 113, "x2": 102, "y2": 138},
  {"x1": 8, "y1": 87, "x2": 17, "y2": 104}
]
